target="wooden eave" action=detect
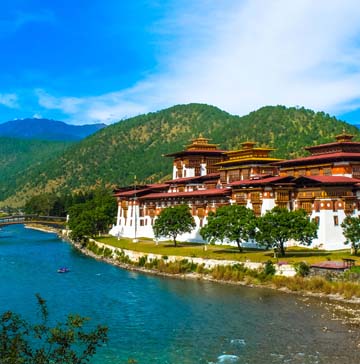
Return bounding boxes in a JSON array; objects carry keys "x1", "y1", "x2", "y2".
[
  {"x1": 217, "y1": 157, "x2": 282, "y2": 167},
  {"x1": 224, "y1": 147, "x2": 275, "y2": 157},
  {"x1": 280, "y1": 162, "x2": 332, "y2": 171},
  {"x1": 165, "y1": 150, "x2": 226, "y2": 158}
]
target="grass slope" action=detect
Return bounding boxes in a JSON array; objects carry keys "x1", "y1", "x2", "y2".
[{"x1": 98, "y1": 236, "x2": 360, "y2": 264}]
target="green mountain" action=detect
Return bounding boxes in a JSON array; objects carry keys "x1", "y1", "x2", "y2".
[
  {"x1": 1, "y1": 104, "x2": 359, "y2": 207},
  {"x1": 0, "y1": 138, "x2": 73, "y2": 202}
]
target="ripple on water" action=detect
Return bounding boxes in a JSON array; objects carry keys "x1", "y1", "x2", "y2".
[
  {"x1": 209, "y1": 354, "x2": 240, "y2": 364},
  {"x1": 230, "y1": 339, "x2": 246, "y2": 346}
]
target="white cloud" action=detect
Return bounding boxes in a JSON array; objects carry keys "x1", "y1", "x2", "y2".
[
  {"x1": 36, "y1": 0, "x2": 360, "y2": 123},
  {"x1": 0, "y1": 93, "x2": 19, "y2": 108}
]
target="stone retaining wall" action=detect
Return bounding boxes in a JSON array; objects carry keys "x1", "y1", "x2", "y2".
[{"x1": 89, "y1": 239, "x2": 296, "y2": 277}]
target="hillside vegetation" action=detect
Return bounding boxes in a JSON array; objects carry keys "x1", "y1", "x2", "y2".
[
  {"x1": 0, "y1": 138, "x2": 73, "y2": 201},
  {"x1": 1, "y1": 104, "x2": 359, "y2": 207}
]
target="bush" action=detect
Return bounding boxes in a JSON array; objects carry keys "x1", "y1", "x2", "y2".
[
  {"x1": 195, "y1": 263, "x2": 208, "y2": 274},
  {"x1": 137, "y1": 255, "x2": 147, "y2": 267},
  {"x1": 145, "y1": 258, "x2": 159, "y2": 269},
  {"x1": 103, "y1": 247, "x2": 113, "y2": 258},
  {"x1": 349, "y1": 265, "x2": 360, "y2": 274},
  {"x1": 293, "y1": 261, "x2": 310, "y2": 277},
  {"x1": 114, "y1": 249, "x2": 131, "y2": 264},
  {"x1": 263, "y1": 260, "x2": 276, "y2": 276}
]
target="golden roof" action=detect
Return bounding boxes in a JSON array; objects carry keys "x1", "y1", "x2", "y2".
[{"x1": 186, "y1": 135, "x2": 220, "y2": 151}]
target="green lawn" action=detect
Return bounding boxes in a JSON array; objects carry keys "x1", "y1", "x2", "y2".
[{"x1": 97, "y1": 236, "x2": 360, "y2": 265}]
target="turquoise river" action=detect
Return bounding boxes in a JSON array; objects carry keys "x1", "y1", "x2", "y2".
[{"x1": 0, "y1": 225, "x2": 359, "y2": 364}]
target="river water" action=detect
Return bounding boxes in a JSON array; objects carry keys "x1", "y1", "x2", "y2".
[{"x1": 0, "y1": 225, "x2": 359, "y2": 364}]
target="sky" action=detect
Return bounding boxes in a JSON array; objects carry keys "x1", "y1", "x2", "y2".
[{"x1": 2, "y1": 0, "x2": 360, "y2": 125}]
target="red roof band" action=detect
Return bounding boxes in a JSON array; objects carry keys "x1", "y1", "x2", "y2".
[{"x1": 139, "y1": 188, "x2": 231, "y2": 200}]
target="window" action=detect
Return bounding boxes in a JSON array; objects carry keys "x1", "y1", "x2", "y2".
[
  {"x1": 298, "y1": 169, "x2": 306, "y2": 176},
  {"x1": 323, "y1": 167, "x2": 332, "y2": 176},
  {"x1": 353, "y1": 166, "x2": 360, "y2": 178},
  {"x1": 310, "y1": 168, "x2": 319, "y2": 176},
  {"x1": 333, "y1": 216, "x2": 338, "y2": 226}
]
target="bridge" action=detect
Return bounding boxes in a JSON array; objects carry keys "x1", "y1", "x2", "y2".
[{"x1": 0, "y1": 215, "x2": 66, "y2": 228}]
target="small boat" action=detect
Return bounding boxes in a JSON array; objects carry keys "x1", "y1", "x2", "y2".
[{"x1": 57, "y1": 267, "x2": 70, "y2": 273}]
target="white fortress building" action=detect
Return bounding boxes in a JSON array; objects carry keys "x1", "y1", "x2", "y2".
[{"x1": 110, "y1": 133, "x2": 360, "y2": 250}]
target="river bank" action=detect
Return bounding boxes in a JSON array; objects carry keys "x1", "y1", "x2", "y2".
[
  {"x1": 24, "y1": 223, "x2": 59, "y2": 234},
  {"x1": 4, "y1": 224, "x2": 360, "y2": 364},
  {"x1": 25, "y1": 224, "x2": 360, "y2": 310}
]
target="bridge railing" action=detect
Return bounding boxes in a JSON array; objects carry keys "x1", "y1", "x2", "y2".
[{"x1": 0, "y1": 215, "x2": 66, "y2": 224}]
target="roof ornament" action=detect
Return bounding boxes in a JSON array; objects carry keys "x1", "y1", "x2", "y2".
[{"x1": 335, "y1": 129, "x2": 354, "y2": 143}]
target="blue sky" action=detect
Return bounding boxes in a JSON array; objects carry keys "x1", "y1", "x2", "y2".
[{"x1": 1, "y1": 0, "x2": 360, "y2": 125}]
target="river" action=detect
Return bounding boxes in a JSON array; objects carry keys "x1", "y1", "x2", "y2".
[{"x1": 0, "y1": 224, "x2": 359, "y2": 364}]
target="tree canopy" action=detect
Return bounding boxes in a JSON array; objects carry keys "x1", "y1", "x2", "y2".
[
  {"x1": 255, "y1": 207, "x2": 318, "y2": 256},
  {"x1": 68, "y1": 189, "x2": 117, "y2": 242},
  {"x1": 153, "y1": 205, "x2": 196, "y2": 246},
  {"x1": 0, "y1": 294, "x2": 108, "y2": 364},
  {"x1": 341, "y1": 215, "x2": 360, "y2": 255},
  {"x1": 200, "y1": 205, "x2": 257, "y2": 252}
]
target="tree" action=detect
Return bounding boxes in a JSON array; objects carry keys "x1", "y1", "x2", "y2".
[
  {"x1": 153, "y1": 205, "x2": 195, "y2": 246},
  {"x1": 200, "y1": 205, "x2": 257, "y2": 252},
  {"x1": 68, "y1": 189, "x2": 117, "y2": 242},
  {"x1": 24, "y1": 193, "x2": 57, "y2": 216},
  {"x1": 255, "y1": 207, "x2": 318, "y2": 256},
  {"x1": 0, "y1": 294, "x2": 108, "y2": 364},
  {"x1": 341, "y1": 215, "x2": 360, "y2": 255}
]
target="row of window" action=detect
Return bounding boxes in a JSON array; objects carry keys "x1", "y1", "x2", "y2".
[{"x1": 313, "y1": 216, "x2": 339, "y2": 226}]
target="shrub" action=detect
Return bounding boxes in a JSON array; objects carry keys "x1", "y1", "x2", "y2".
[
  {"x1": 137, "y1": 255, "x2": 147, "y2": 267},
  {"x1": 349, "y1": 265, "x2": 360, "y2": 274},
  {"x1": 293, "y1": 261, "x2": 310, "y2": 277},
  {"x1": 103, "y1": 247, "x2": 113, "y2": 258},
  {"x1": 195, "y1": 263, "x2": 207, "y2": 274},
  {"x1": 263, "y1": 260, "x2": 276, "y2": 276},
  {"x1": 145, "y1": 258, "x2": 159, "y2": 269}
]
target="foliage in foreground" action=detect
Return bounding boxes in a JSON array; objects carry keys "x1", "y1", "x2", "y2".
[
  {"x1": 0, "y1": 294, "x2": 108, "y2": 364},
  {"x1": 153, "y1": 205, "x2": 196, "y2": 246}
]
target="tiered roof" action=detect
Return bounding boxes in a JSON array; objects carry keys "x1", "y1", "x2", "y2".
[
  {"x1": 216, "y1": 141, "x2": 281, "y2": 168},
  {"x1": 165, "y1": 173, "x2": 219, "y2": 185},
  {"x1": 295, "y1": 175, "x2": 360, "y2": 185},
  {"x1": 275, "y1": 132, "x2": 360, "y2": 167},
  {"x1": 165, "y1": 136, "x2": 225, "y2": 157},
  {"x1": 228, "y1": 175, "x2": 294, "y2": 187}
]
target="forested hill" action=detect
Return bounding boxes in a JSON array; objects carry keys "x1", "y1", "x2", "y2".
[
  {"x1": 0, "y1": 138, "x2": 73, "y2": 201},
  {"x1": 0, "y1": 118, "x2": 106, "y2": 141},
  {"x1": 1, "y1": 104, "x2": 359, "y2": 207}
]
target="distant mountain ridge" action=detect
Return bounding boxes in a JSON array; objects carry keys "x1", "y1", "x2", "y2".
[{"x1": 0, "y1": 118, "x2": 106, "y2": 141}]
